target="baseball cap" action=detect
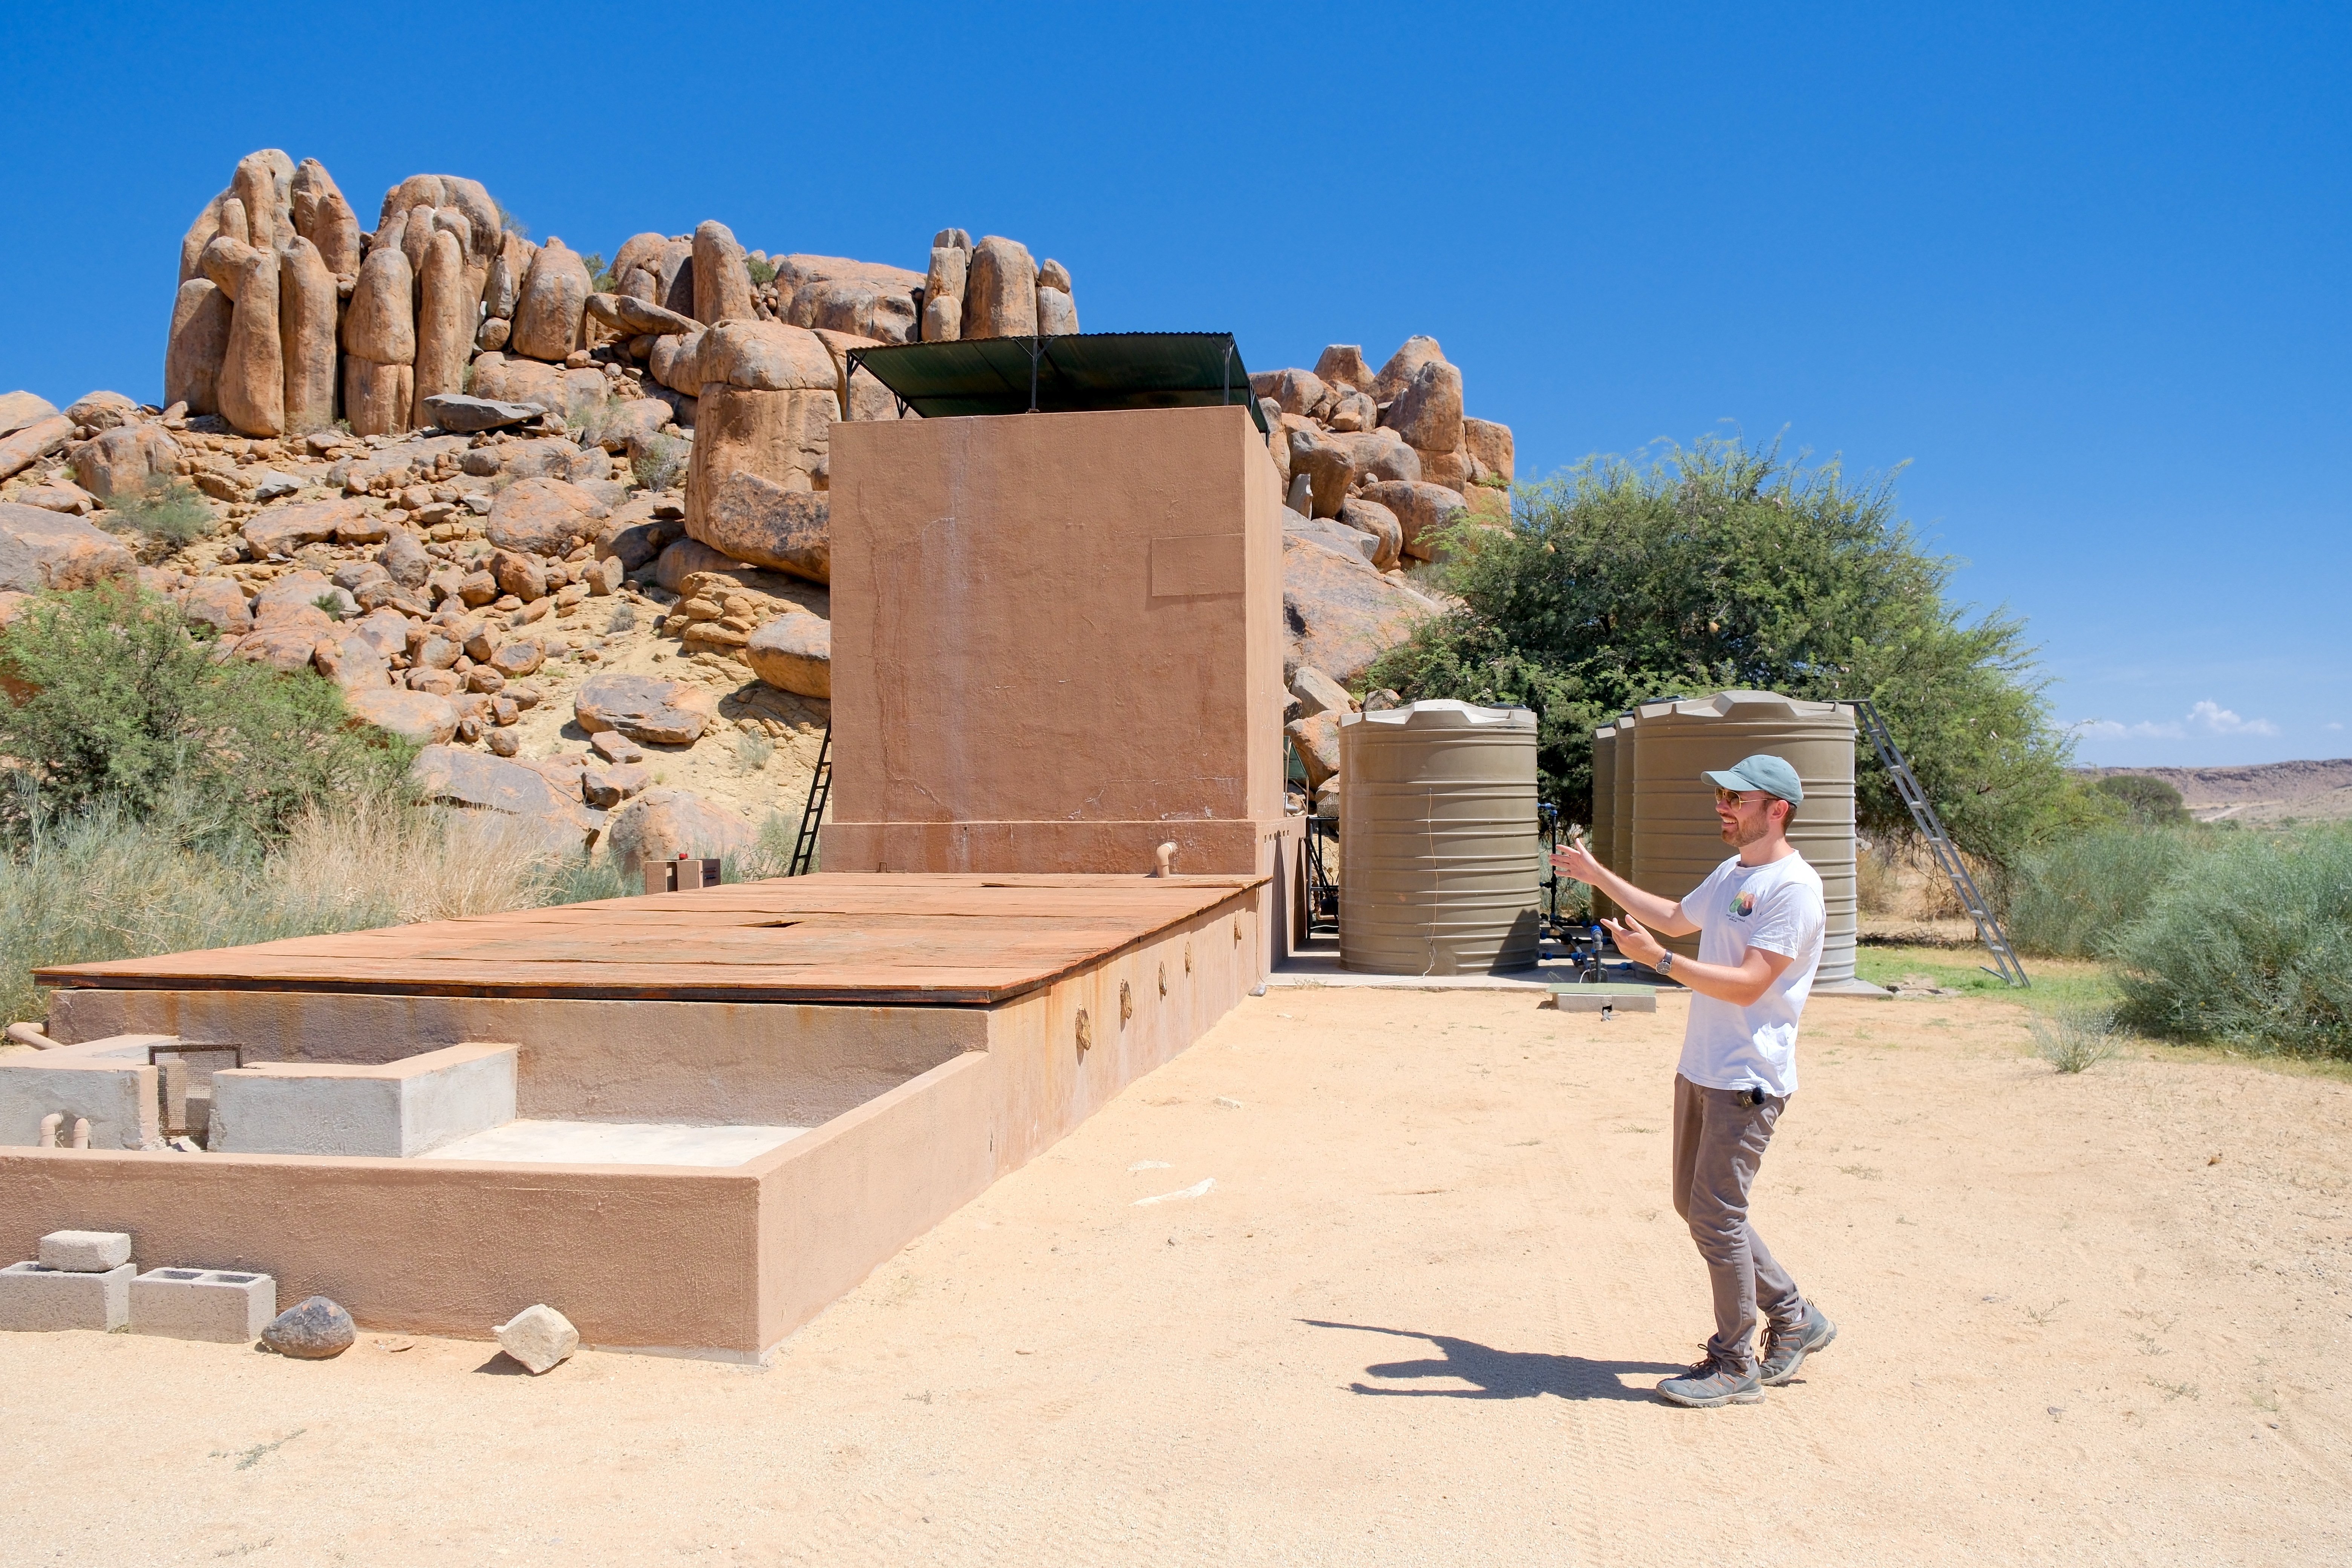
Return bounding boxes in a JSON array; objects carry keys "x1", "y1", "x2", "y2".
[{"x1": 1703, "y1": 754, "x2": 1804, "y2": 805}]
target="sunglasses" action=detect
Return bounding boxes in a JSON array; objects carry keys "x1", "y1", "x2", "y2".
[{"x1": 1714, "y1": 787, "x2": 1765, "y2": 807}]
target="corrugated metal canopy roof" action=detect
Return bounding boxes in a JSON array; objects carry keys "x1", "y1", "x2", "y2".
[{"x1": 844, "y1": 332, "x2": 1268, "y2": 433}]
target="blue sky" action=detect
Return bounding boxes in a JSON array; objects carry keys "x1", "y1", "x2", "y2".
[{"x1": 2, "y1": 2, "x2": 2343, "y2": 768}]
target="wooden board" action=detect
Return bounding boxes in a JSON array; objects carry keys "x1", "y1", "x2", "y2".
[{"x1": 36, "y1": 874, "x2": 1268, "y2": 1006}]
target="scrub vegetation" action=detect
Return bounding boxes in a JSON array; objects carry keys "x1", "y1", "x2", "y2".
[
  {"x1": 1363, "y1": 435, "x2": 2347, "y2": 1060},
  {"x1": 0, "y1": 583, "x2": 619, "y2": 1024},
  {"x1": 1369, "y1": 435, "x2": 2097, "y2": 864}
]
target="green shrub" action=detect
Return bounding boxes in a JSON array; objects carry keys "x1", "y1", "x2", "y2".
[
  {"x1": 0, "y1": 581, "x2": 410, "y2": 841},
  {"x1": 107, "y1": 479, "x2": 215, "y2": 549},
  {"x1": 1367, "y1": 436, "x2": 2092, "y2": 864},
  {"x1": 2110, "y1": 826, "x2": 2352, "y2": 1057},
  {"x1": 747, "y1": 255, "x2": 778, "y2": 285},
  {"x1": 2007, "y1": 825, "x2": 2211, "y2": 957},
  {"x1": 0, "y1": 792, "x2": 644, "y2": 1025},
  {"x1": 721, "y1": 811, "x2": 804, "y2": 883},
  {"x1": 631, "y1": 433, "x2": 686, "y2": 492},
  {"x1": 2027, "y1": 1003, "x2": 2123, "y2": 1073},
  {"x1": 542, "y1": 852, "x2": 628, "y2": 905},
  {"x1": 2092, "y1": 774, "x2": 2191, "y2": 826}
]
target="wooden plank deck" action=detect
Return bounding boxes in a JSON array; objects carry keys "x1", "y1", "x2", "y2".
[{"x1": 35, "y1": 874, "x2": 1267, "y2": 1006}]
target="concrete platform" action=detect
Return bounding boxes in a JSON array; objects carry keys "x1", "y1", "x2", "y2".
[{"x1": 2, "y1": 874, "x2": 1273, "y2": 1361}]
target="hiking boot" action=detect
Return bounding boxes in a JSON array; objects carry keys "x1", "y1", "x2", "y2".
[
  {"x1": 1655, "y1": 1353, "x2": 1763, "y2": 1408},
  {"x1": 1759, "y1": 1302, "x2": 1838, "y2": 1387}
]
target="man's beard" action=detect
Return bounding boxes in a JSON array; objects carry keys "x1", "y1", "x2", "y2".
[{"x1": 1720, "y1": 815, "x2": 1770, "y2": 849}]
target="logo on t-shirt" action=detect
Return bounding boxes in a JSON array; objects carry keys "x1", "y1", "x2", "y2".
[{"x1": 1728, "y1": 890, "x2": 1757, "y2": 919}]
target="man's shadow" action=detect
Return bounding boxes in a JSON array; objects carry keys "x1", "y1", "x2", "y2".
[{"x1": 1302, "y1": 1320, "x2": 1681, "y2": 1402}]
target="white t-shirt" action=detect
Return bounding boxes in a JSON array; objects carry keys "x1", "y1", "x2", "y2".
[{"x1": 1674, "y1": 851, "x2": 1826, "y2": 1098}]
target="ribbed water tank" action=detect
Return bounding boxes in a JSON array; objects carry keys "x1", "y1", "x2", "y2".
[
  {"x1": 1610, "y1": 711, "x2": 1637, "y2": 894},
  {"x1": 1340, "y1": 700, "x2": 1541, "y2": 975},
  {"x1": 1589, "y1": 722, "x2": 1619, "y2": 921},
  {"x1": 1628, "y1": 691, "x2": 1859, "y2": 986}
]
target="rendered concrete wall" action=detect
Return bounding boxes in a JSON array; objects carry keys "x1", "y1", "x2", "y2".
[
  {"x1": 0, "y1": 1148, "x2": 766, "y2": 1353},
  {"x1": 0, "y1": 887, "x2": 1267, "y2": 1358},
  {"x1": 209, "y1": 1043, "x2": 517, "y2": 1158},
  {"x1": 45, "y1": 993, "x2": 987, "y2": 1129},
  {"x1": 749, "y1": 888, "x2": 1264, "y2": 1349},
  {"x1": 822, "y1": 405, "x2": 1289, "y2": 879}
]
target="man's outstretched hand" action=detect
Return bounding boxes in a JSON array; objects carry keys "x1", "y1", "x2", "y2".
[
  {"x1": 1600, "y1": 913, "x2": 1667, "y2": 968},
  {"x1": 1549, "y1": 837, "x2": 1605, "y2": 886}
]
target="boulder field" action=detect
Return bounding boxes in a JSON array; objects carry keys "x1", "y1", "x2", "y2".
[{"x1": 0, "y1": 147, "x2": 1516, "y2": 858}]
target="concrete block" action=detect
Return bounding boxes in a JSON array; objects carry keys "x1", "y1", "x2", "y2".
[
  {"x1": 1543, "y1": 985, "x2": 1658, "y2": 1015},
  {"x1": 0, "y1": 1036, "x2": 167, "y2": 1148},
  {"x1": 131, "y1": 1268, "x2": 276, "y2": 1343},
  {"x1": 38, "y1": 1230, "x2": 132, "y2": 1271},
  {"x1": 0, "y1": 1260, "x2": 132, "y2": 1331},
  {"x1": 210, "y1": 1042, "x2": 517, "y2": 1157}
]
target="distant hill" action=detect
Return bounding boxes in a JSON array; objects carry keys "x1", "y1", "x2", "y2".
[{"x1": 2085, "y1": 759, "x2": 2352, "y2": 824}]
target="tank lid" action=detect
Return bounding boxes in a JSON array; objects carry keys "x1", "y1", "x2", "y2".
[
  {"x1": 1637, "y1": 689, "x2": 1850, "y2": 721},
  {"x1": 1342, "y1": 698, "x2": 1536, "y2": 731}
]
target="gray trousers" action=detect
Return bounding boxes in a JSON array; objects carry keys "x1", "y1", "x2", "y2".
[{"x1": 1671, "y1": 1073, "x2": 1804, "y2": 1372}]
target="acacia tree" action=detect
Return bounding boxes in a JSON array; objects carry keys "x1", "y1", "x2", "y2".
[{"x1": 1367, "y1": 437, "x2": 2094, "y2": 862}]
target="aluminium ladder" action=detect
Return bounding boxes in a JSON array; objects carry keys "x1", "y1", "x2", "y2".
[
  {"x1": 1850, "y1": 698, "x2": 2030, "y2": 988},
  {"x1": 787, "y1": 722, "x2": 832, "y2": 877}
]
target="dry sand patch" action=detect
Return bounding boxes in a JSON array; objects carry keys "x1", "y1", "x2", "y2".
[{"x1": 1, "y1": 987, "x2": 2345, "y2": 1566}]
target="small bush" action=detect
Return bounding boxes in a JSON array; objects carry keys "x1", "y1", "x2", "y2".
[
  {"x1": 2093, "y1": 774, "x2": 2192, "y2": 826},
  {"x1": 2007, "y1": 826, "x2": 2210, "y2": 958},
  {"x1": 605, "y1": 601, "x2": 639, "y2": 635},
  {"x1": 542, "y1": 852, "x2": 628, "y2": 905},
  {"x1": 631, "y1": 433, "x2": 686, "y2": 492},
  {"x1": 735, "y1": 728, "x2": 776, "y2": 772},
  {"x1": 312, "y1": 593, "x2": 346, "y2": 621},
  {"x1": 2028, "y1": 1003, "x2": 2123, "y2": 1073},
  {"x1": 0, "y1": 581, "x2": 410, "y2": 840},
  {"x1": 746, "y1": 256, "x2": 778, "y2": 285},
  {"x1": 2109, "y1": 826, "x2": 2352, "y2": 1057},
  {"x1": 108, "y1": 479, "x2": 214, "y2": 549},
  {"x1": 721, "y1": 811, "x2": 804, "y2": 884},
  {"x1": 567, "y1": 388, "x2": 626, "y2": 446}
]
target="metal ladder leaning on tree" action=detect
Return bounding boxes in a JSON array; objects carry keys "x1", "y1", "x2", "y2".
[
  {"x1": 1849, "y1": 698, "x2": 2030, "y2": 988},
  {"x1": 787, "y1": 723, "x2": 832, "y2": 877}
]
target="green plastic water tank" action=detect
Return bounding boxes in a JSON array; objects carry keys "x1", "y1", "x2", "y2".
[
  {"x1": 1627, "y1": 691, "x2": 1859, "y2": 985},
  {"x1": 1339, "y1": 700, "x2": 1541, "y2": 975}
]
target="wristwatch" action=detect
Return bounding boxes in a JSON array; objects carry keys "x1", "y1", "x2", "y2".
[{"x1": 1657, "y1": 952, "x2": 1674, "y2": 974}]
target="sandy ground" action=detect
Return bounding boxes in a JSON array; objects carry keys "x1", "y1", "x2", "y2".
[{"x1": 3, "y1": 986, "x2": 2347, "y2": 1567}]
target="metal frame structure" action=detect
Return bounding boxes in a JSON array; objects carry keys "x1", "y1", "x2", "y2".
[
  {"x1": 1302, "y1": 813, "x2": 1339, "y2": 934},
  {"x1": 840, "y1": 332, "x2": 1272, "y2": 440},
  {"x1": 1851, "y1": 698, "x2": 2029, "y2": 987},
  {"x1": 788, "y1": 722, "x2": 832, "y2": 877}
]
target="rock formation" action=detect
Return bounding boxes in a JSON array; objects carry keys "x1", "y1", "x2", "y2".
[
  {"x1": 1251, "y1": 335, "x2": 1513, "y2": 567},
  {"x1": 0, "y1": 153, "x2": 1516, "y2": 855}
]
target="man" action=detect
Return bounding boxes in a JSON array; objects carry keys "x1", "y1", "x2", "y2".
[{"x1": 1549, "y1": 753, "x2": 1837, "y2": 1408}]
